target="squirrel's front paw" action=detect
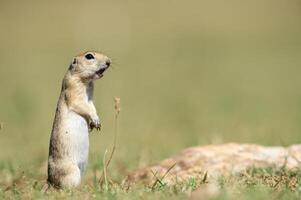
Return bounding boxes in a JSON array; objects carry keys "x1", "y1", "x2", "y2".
[{"x1": 89, "y1": 116, "x2": 101, "y2": 131}]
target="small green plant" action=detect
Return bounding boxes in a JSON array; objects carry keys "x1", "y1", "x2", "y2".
[{"x1": 186, "y1": 177, "x2": 197, "y2": 190}]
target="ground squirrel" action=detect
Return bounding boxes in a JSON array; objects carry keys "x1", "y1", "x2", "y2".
[{"x1": 47, "y1": 51, "x2": 111, "y2": 188}]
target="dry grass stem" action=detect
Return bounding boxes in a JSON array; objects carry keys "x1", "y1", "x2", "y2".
[
  {"x1": 99, "y1": 97, "x2": 121, "y2": 188},
  {"x1": 151, "y1": 162, "x2": 177, "y2": 189}
]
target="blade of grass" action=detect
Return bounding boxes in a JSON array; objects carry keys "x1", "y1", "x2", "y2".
[
  {"x1": 151, "y1": 162, "x2": 177, "y2": 190},
  {"x1": 98, "y1": 97, "x2": 120, "y2": 187},
  {"x1": 103, "y1": 149, "x2": 108, "y2": 190}
]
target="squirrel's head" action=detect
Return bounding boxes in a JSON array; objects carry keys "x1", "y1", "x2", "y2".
[{"x1": 69, "y1": 51, "x2": 111, "y2": 80}]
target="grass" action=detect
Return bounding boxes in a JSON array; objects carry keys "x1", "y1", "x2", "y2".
[{"x1": 1, "y1": 163, "x2": 301, "y2": 199}]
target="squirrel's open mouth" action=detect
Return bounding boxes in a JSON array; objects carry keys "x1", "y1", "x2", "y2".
[{"x1": 96, "y1": 67, "x2": 107, "y2": 75}]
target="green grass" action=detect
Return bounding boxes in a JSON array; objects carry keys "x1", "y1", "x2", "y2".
[{"x1": 1, "y1": 163, "x2": 301, "y2": 199}]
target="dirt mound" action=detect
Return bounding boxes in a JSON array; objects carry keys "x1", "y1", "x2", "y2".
[{"x1": 123, "y1": 143, "x2": 301, "y2": 187}]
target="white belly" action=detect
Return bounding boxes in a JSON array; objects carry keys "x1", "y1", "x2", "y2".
[{"x1": 65, "y1": 111, "x2": 89, "y2": 175}]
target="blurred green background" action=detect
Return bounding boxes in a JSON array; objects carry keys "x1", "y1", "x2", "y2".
[{"x1": 0, "y1": 0, "x2": 301, "y2": 173}]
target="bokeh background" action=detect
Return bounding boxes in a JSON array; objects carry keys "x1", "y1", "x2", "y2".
[{"x1": 0, "y1": 0, "x2": 301, "y2": 179}]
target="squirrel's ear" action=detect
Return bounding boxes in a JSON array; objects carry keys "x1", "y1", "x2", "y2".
[{"x1": 69, "y1": 58, "x2": 77, "y2": 70}]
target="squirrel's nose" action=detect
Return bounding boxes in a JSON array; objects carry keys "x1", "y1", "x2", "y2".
[{"x1": 105, "y1": 60, "x2": 111, "y2": 67}]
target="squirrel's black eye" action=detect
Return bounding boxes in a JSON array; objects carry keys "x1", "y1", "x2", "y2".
[{"x1": 85, "y1": 53, "x2": 94, "y2": 60}]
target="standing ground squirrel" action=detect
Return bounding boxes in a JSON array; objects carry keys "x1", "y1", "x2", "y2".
[{"x1": 47, "y1": 51, "x2": 111, "y2": 188}]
